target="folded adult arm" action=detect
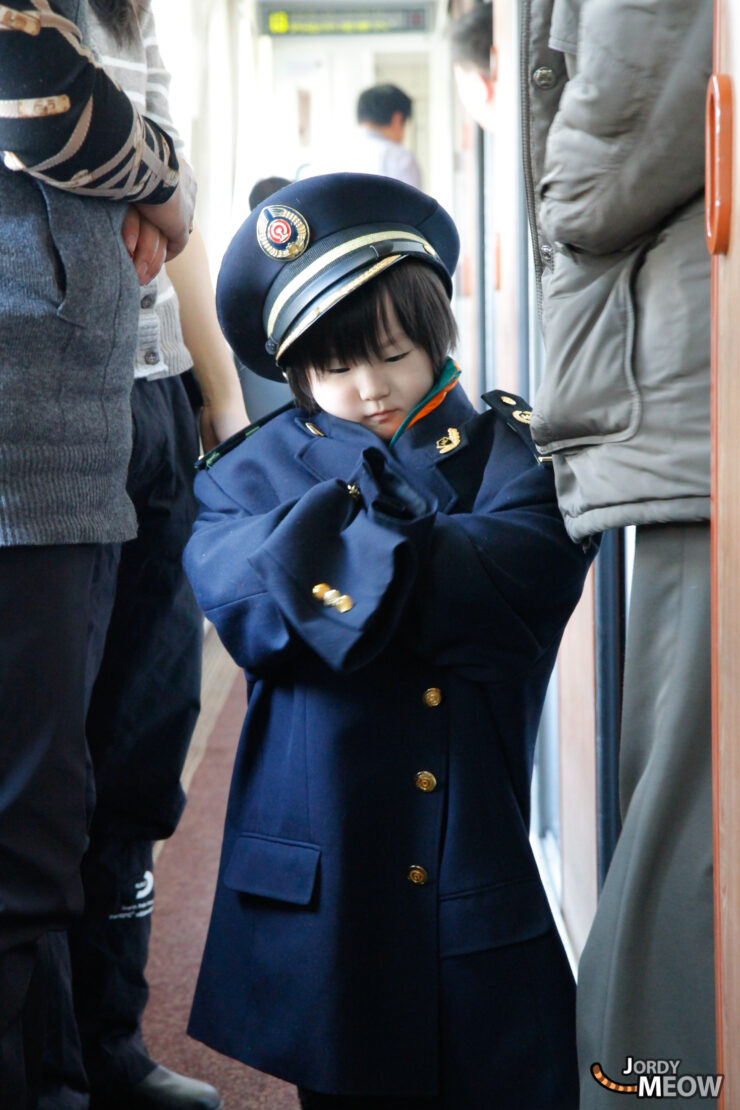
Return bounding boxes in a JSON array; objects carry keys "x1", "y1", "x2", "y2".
[{"x1": 0, "y1": 1, "x2": 193, "y2": 254}]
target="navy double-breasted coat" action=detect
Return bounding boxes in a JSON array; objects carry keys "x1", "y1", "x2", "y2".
[{"x1": 183, "y1": 381, "x2": 592, "y2": 1104}]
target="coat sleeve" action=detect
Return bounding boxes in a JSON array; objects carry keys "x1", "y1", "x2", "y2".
[
  {"x1": 183, "y1": 447, "x2": 436, "y2": 676},
  {"x1": 185, "y1": 436, "x2": 592, "y2": 683},
  {"x1": 407, "y1": 449, "x2": 593, "y2": 682},
  {"x1": 539, "y1": 0, "x2": 712, "y2": 253}
]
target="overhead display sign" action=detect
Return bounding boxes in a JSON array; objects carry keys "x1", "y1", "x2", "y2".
[{"x1": 260, "y1": 5, "x2": 432, "y2": 34}]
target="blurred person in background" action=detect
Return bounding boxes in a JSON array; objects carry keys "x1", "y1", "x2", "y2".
[
  {"x1": 352, "y1": 84, "x2": 421, "y2": 187},
  {"x1": 0, "y1": 1, "x2": 194, "y2": 1106},
  {"x1": 312, "y1": 84, "x2": 422, "y2": 189},
  {"x1": 248, "y1": 174, "x2": 292, "y2": 211},
  {"x1": 38, "y1": 2, "x2": 247, "y2": 1108},
  {"x1": 448, "y1": 3, "x2": 496, "y2": 133}
]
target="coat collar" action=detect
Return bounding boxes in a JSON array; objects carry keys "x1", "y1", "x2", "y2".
[
  {"x1": 389, "y1": 357, "x2": 461, "y2": 444},
  {"x1": 293, "y1": 380, "x2": 478, "y2": 512}
]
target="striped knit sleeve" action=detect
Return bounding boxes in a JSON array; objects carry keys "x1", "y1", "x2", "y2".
[
  {"x1": 139, "y1": 1, "x2": 184, "y2": 155},
  {"x1": 0, "y1": 0, "x2": 178, "y2": 202}
]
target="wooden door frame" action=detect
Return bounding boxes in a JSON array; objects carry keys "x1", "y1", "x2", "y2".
[{"x1": 711, "y1": 1, "x2": 739, "y2": 1104}]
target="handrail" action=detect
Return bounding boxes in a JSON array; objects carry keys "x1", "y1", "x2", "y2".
[{"x1": 705, "y1": 73, "x2": 733, "y2": 255}]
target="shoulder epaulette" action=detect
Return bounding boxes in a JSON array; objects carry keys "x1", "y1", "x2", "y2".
[
  {"x1": 195, "y1": 401, "x2": 295, "y2": 471},
  {"x1": 481, "y1": 390, "x2": 552, "y2": 466}
]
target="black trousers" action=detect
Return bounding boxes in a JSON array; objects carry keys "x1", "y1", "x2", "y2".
[
  {"x1": 41, "y1": 375, "x2": 203, "y2": 1104},
  {"x1": 0, "y1": 543, "x2": 116, "y2": 1110}
]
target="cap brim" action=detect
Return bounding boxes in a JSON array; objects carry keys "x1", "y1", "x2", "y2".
[
  {"x1": 265, "y1": 226, "x2": 450, "y2": 367},
  {"x1": 276, "y1": 253, "x2": 403, "y2": 362}
]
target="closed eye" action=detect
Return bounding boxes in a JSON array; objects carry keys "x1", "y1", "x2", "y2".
[{"x1": 385, "y1": 350, "x2": 411, "y2": 363}]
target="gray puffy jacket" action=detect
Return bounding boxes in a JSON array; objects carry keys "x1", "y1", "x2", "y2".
[{"x1": 523, "y1": 0, "x2": 712, "y2": 541}]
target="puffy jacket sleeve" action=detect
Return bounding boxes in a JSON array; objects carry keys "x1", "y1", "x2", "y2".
[
  {"x1": 183, "y1": 447, "x2": 436, "y2": 676},
  {"x1": 408, "y1": 440, "x2": 593, "y2": 681},
  {"x1": 539, "y1": 0, "x2": 712, "y2": 253}
]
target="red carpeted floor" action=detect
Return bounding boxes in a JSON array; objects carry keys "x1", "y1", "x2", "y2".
[{"x1": 142, "y1": 659, "x2": 300, "y2": 1110}]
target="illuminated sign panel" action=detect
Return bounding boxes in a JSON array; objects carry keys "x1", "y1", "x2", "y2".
[{"x1": 261, "y1": 6, "x2": 431, "y2": 34}]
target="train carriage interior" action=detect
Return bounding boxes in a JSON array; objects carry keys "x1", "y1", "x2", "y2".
[{"x1": 4, "y1": 0, "x2": 740, "y2": 1105}]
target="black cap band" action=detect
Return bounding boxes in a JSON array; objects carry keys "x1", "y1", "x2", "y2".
[
  {"x1": 262, "y1": 223, "x2": 445, "y2": 359},
  {"x1": 216, "y1": 174, "x2": 460, "y2": 380}
]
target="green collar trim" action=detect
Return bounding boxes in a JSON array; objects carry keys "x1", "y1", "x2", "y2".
[{"x1": 389, "y1": 358, "x2": 460, "y2": 446}]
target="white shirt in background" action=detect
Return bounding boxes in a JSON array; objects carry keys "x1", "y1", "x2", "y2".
[{"x1": 311, "y1": 126, "x2": 422, "y2": 189}]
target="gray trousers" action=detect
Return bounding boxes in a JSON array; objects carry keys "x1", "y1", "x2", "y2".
[{"x1": 577, "y1": 523, "x2": 716, "y2": 1107}]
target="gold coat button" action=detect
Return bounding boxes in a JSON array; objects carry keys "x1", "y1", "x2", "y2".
[
  {"x1": 314, "y1": 584, "x2": 354, "y2": 613},
  {"x1": 407, "y1": 865, "x2": 429, "y2": 886},
  {"x1": 415, "y1": 771, "x2": 437, "y2": 793},
  {"x1": 422, "y1": 687, "x2": 442, "y2": 708}
]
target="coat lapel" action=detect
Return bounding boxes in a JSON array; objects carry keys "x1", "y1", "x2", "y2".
[
  {"x1": 392, "y1": 386, "x2": 479, "y2": 511},
  {"x1": 292, "y1": 386, "x2": 479, "y2": 514}
]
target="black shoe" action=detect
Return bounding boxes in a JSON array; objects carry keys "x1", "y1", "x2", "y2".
[{"x1": 91, "y1": 1065, "x2": 222, "y2": 1109}]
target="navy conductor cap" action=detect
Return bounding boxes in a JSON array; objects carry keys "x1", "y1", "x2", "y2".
[{"x1": 216, "y1": 173, "x2": 460, "y2": 380}]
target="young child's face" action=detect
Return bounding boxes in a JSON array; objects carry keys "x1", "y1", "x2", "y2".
[{"x1": 306, "y1": 302, "x2": 435, "y2": 441}]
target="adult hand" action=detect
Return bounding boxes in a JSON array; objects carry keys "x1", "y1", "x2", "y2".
[
  {"x1": 135, "y1": 158, "x2": 197, "y2": 261},
  {"x1": 122, "y1": 207, "x2": 168, "y2": 285}
]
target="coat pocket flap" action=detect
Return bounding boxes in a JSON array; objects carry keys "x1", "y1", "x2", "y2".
[
  {"x1": 223, "y1": 834, "x2": 320, "y2": 905},
  {"x1": 439, "y1": 876, "x2": 552, "y2": 958}
]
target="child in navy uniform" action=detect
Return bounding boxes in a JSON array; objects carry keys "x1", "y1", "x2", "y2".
[{"x1": 183, "y1": 173, "x2": 592, "y2": 1109}]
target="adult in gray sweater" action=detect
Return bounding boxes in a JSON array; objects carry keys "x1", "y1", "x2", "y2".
[
  {"x1": 0, "y1": 2, "x2": 195, "y2": 1105},
  {"x1": 522, "y1": 0, "x2": 714, "y2": 1103},
  {"x1": 40, "y1": 3, "x2": 244, "y2": 1107}
]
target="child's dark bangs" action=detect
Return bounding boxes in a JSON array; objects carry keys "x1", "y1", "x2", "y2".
[
  {"x1": 386, "y1": 262, "x2": 457, "y2": 368},
  {"x1": 282, "y1": 260, "x2": 457, "y2": 392}
]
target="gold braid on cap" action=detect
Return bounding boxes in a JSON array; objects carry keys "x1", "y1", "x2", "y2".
[
  {"x1": 266, "y1": 228, "x2": 438, "y2": 343},
  {"x1": 276, "y1": 255, "x2": 402, "y2": 361}
]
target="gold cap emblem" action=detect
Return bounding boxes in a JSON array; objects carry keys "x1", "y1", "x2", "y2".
[
  {"x1": 513, "y1": 409, "x2": 532, "y2": 424},
  {"x1": 257, "y1": 205, "x2": 309, "y2": 261}
]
